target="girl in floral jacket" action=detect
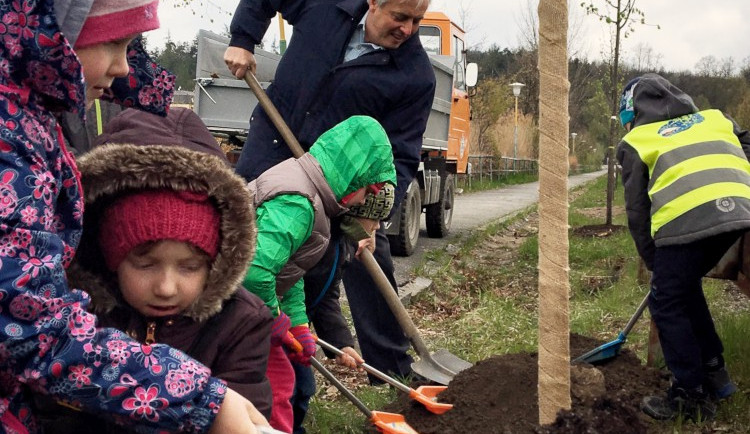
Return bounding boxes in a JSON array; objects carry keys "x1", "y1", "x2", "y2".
[{"x1": 0, "y1": 0, "x2": 263, "y2": 432}]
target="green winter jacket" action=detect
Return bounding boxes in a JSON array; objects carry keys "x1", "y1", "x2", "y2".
[{"x1": 243, "y1": 116, "x2": 397, "y2": 325}]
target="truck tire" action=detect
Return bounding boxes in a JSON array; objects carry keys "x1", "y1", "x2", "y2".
[
  {"x1": 389, "y1": 179, "x2": 421, "y2": 256},
  {"x1": 425, "y1": 174, "x2": 454, "y2": 238}
]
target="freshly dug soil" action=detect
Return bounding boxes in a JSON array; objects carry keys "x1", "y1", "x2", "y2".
[
  {"x1": 384, "y1": 333, "x2": 669, "y2": 433},
  {"x1": 571, "y1": 224, "x2": 626, "y2": 238}
]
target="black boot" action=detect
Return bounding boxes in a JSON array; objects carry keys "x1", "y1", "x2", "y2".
[{"x1": 641, "y1": 385, "x2": 716, "y2": 422}]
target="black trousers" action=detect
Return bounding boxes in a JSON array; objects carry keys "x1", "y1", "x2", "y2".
[{"x1": 649, "y1": 231, "x2": 741, "y2": 389}]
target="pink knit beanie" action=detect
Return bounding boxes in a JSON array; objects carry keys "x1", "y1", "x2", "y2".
[
  {"x1": 99, "y1": 189, "x2": 220, "y2": 271},
  {"x1": 75, "y1": 0, "x2": 160, "y2": 48}
]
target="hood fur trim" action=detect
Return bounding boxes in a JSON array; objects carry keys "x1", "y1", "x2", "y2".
[{"x1": 70, "y1": 144, "x2": 256, "y2": 321}]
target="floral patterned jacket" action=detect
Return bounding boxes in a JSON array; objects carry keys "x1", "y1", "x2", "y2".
[{"x1": 0, "y1": 1, "x2": 224, "y2": 432}]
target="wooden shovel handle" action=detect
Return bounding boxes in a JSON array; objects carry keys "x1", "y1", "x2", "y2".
[{"x1": 243, "y1": 71, "x2": 305, "y2": 158}]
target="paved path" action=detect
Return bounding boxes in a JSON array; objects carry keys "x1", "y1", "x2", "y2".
[{"x1": 393, "y1": 169, "x2": 608, "y2": 285}]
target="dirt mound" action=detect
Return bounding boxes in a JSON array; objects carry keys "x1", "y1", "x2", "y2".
[{"x1": 384, "y1": 334, "x2": 669, "y2": 433}]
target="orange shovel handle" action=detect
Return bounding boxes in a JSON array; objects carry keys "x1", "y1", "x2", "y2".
[{"x1": 286, "y1": 331, "x2": 303, "y2": 353}]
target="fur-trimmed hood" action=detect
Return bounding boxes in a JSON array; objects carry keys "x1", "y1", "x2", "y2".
[{"x1": 70, "y1": 142, "x2": 256, "y2": 322}]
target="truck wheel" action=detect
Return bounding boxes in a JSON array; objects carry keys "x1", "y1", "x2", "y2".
[
  {"x1": 426, "y1": 174, "x2": 454, "y2": 238},
  {"x1": 389, "y1": 179, "x2": 421, "y2": 256}
]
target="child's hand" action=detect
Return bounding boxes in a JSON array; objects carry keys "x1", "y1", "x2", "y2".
[
  {"x1": 210, "y1": 388, "x2": 269, "y2": 434},
  {"x1": 270, "y1": 312, "x2": 293, "y2": 348},
  {"x1": 288, "y1": 325, "x2": 316, "y2": 365},
  {"x1": 335, "y1": 346, "x2": 365, "y2": 371},
  {"x1": 355, "y1": 231, "x2": 376, "y2": 259}
]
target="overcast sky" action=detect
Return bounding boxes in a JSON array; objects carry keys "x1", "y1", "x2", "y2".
[{"x1": 150, "y1": 0, "x2": 750, "y2": 73}]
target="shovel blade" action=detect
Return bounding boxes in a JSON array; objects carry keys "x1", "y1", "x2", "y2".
[
  {"x1": 411, "y1": 360, "x2": 453, "y2": 385},
  {"x1": 432, "y1": 349, "x2": 473, "y2": 373},
  {"x1": 411, "y1": 386, "x2": 453, "y2": 414},
  {"x1": 371, "y1": 411, "x2": 420, "y2": 434},
  {"x1": 572, "y1": 338, "x2": 624, "y2": 364},
  {"x1": 411, "y1": 349, "x2": 473, "y2": 385}
]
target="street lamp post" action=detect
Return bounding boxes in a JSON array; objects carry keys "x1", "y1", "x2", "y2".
[
  {"x1": 570, "y1": 132, "x2": 577, "y2": 156},
  {"x1": 510, "y1": 82, "x2": 525, "y2": 172}
]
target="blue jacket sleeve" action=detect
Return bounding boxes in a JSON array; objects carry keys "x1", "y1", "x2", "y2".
[
  {"x1": 381, "y1": 72, "x2": 436, "y2": 215},
  {"x1": 1, "y1": 137, "x2": 224, "y2": 432},
  {"x1": 229, "y1": 0, "x2": 310, "y2": 52}
]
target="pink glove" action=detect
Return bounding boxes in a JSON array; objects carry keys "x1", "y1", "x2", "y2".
[
  {"x1": 287, "y1": 325, "x2": 316, "y2": 366},
  {"x1": 270, "y1": 312, "x2": 295, "y2": 348}
]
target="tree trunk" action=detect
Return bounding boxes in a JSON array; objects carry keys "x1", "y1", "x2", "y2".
[{"x1": 606, "y1": 0, "x2": 624, "y2": 226}]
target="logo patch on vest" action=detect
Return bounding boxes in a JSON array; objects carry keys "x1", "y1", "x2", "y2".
[
  {"x1": 716, "y1": 197, "x2": 736, "y2": 213},
  {"x1": 658, "y1": 113, "x2": 704, "y2": 137}
]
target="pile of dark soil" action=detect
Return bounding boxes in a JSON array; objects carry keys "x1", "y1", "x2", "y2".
[{"x1": 384, "y1": 333, "x2": 669, "y2": 433}]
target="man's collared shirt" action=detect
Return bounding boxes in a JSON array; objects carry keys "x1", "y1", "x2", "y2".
[{"x1": 344, "y1": 12, "x2": 385, "y2": 63}]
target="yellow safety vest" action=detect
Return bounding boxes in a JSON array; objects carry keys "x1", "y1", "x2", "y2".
[{"x1": 624, "y1": 109, "x2": 750, "y2": 236}]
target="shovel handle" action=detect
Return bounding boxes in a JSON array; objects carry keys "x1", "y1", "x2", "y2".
[
  {"x1": 243, "y1": 71, "x2": 305, "y2": 159},
  {"x1": 621, "y1": 292, "x2": 650, "y2": 337},
  {"x1": 316, "y1": 338, "x2": 411, "y2": 395}
]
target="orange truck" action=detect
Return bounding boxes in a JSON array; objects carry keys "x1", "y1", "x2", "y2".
[{"x1": 193, "y1": 12, "x2": 477, "y2": 256}]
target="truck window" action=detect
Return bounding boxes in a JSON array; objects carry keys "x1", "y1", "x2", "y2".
[
  {"x1": 453, "y1": 35, "x2": 466, "y2": 91},
  {"x1": 418, "y1": 25, "x2": 441, "y2": 56}
]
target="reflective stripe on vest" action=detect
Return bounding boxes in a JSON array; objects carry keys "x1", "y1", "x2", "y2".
[{"x1": 623, "y1": 109, "x2": 750, "y2": 236}]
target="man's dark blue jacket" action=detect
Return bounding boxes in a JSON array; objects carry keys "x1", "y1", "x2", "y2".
[{"x1": 229, "y1": 0, "x2": 436, "y2": 209}]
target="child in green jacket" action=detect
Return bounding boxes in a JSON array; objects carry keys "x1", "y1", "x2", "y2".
[{"x1": 243, "y1": 115, "x2": 396, "y2": 432}]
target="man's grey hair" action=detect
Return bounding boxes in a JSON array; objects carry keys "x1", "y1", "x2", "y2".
[{"x1": 375, "y1": 0, "x2": 431, "y2": 8}]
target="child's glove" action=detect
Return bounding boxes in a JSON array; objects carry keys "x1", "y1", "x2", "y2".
[
  {"x1": 270, "y1": 312, "x2": 294, "y2": 348},
  {"x1": 287, "y1": 325, "x2": 317, "y2": 366}
]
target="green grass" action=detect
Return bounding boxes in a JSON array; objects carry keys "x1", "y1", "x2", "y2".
[{"x1": 304, "y1": 174, "x2": 750, "y2": 433}]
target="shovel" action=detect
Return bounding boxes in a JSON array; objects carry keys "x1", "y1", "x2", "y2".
[
  {"x1": 317, "y1": 338, "x2": 453, "y2": 414},
  {"x1": 359, "y1": 249, "x2": 472, "y2": 385},
  {"x1": 243, "y1": 71, "x2": 472, "y2": 385},
  {"x1": 310, "y1": 357, "x2": 419, "y2": 434},
  {"x1": 572, "y1": 292, "x2": 650, "y2": 364}
]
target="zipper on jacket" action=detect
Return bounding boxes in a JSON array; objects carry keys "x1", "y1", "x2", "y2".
[{"x1": 145, "y1": 322, "x2": 156, "y2": 345}]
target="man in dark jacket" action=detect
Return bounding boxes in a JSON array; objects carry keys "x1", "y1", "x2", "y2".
[
  {"x1": 224, "y1": 0, "x2": 435, "y2": 382},
  {"x1": 616, "y1": 73, "x2": 750, "y2": 422}
]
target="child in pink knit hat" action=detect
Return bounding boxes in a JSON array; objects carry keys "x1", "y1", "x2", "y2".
[
  {"x1": 0, "y1": 1, "x2": 265, "y2": 432},
  {"x1": 32, "y1": 108, "x2": 279, "y2": 433}
]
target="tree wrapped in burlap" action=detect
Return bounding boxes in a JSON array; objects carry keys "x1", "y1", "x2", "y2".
[{"x1": 537, "y1": 0, "x2": 571, "y2": 425}]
